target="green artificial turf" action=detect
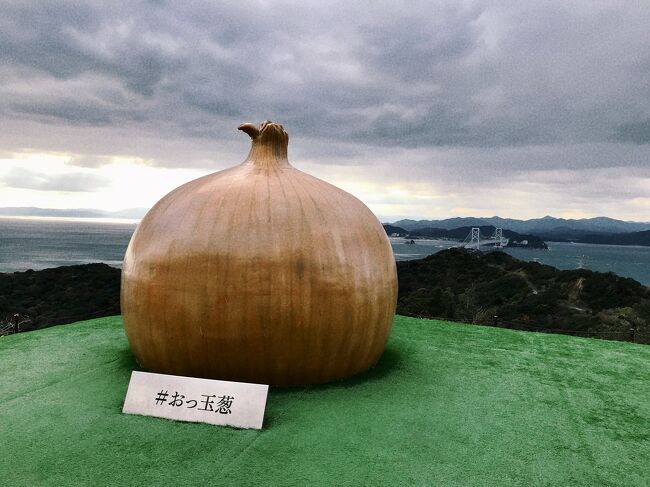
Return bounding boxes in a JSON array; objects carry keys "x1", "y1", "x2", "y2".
[{"x1": 2, "y1": 316, "x2": 649, "y2": 486}]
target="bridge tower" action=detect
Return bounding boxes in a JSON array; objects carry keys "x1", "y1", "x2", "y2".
[
  {"x1": 494, "y1": 227, "x2": 503, "y2": 248},
  {"x1": 470, "y1": 227, "x2": 480, "y2": 249}
]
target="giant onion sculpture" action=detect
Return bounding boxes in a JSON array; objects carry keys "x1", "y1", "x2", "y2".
[{"x1": 121, "y1": 121, "x2": 397, "y2": 386}]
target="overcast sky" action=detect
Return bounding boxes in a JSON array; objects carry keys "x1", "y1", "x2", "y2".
[{"x1": 1, "y1": 1, "x2": 649, "y2": 221}]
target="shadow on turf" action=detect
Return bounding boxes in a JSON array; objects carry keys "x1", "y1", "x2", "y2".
[
  {"x1": 116, "y1": 341, "x2": 403, "y2": 398},
  {"x1": 323, "y1": 345, "x2": 403, "y2": 389},
  {"x1": 116, "y1": 342, "x2": 403, "y2": 392},
  {"x1": 272, "y1": 344, "x2": 404, "y2": 394},
  {"x1": 117, "y1": 346, "x2": 141, "y2": 370}
]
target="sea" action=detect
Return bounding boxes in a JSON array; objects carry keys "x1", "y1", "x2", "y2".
[{"x1": 1, "y1": 216, "x2": 649, "y2": 286}]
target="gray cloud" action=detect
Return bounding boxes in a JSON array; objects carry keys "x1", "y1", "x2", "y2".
[
  {"x1": 0, "y1": 1, "x2": 649, "y2": 218},
  {"x1": 613, "y1": 119, "x2": 650, "y2": 144},
  {"x1": 65, "y1": 154, "x2": 115, "y2": 168},
  {"x1": 8, "y1": 98, "x2": 144, "y2": 126},
  {"x1": 1, "y1": 1, "x2": 648, "y2": 150},
  {"x1": 1, "y1": 167, "x2": 109, "y2": 192}
]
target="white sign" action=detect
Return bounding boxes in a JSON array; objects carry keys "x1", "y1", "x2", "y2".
[{"x1": 122, "y1": 371, "x2": 269, "y2": 430}]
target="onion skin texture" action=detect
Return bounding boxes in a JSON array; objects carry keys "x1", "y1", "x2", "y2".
[{"x1": 121, "y1": 121, "x2": 397, "y2": 386}]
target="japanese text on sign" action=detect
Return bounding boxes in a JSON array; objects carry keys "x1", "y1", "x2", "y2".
[{"x1": 154, "y1": 390, "x2": 234, "y2": 414}]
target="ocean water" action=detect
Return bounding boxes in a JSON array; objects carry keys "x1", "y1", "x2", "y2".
[
  {"x1": 1, "y1": 217, "x2": 649, "y2": 286},
  {"x1": 0, "y1": 217, "x2": 136, "y2": 272},
  {"x1": 391, "y1": 237, "x2": 650, "y2": 286}
]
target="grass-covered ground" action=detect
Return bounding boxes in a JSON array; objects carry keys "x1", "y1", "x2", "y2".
[{"x1": 2, "y1": 315, "x2": 649, "y2": 486}]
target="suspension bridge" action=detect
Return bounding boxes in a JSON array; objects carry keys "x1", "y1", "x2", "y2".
[{"x1": 459, "y1": 227, "x2": 509, "y2": 250}]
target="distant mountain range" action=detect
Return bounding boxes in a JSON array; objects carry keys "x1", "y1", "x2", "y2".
[
  {"x1": 2, "y1": 209, "x2": 649, "y2": 247},
  {"x1": 0, "y1": 207, "x2": 148, "y2": 219},
  {"x1": 389, "y1": 216, "x2": 650, "y2": 246},
  {"x1": 390, "y1": 216, "x2": 650, "y2": 234}
]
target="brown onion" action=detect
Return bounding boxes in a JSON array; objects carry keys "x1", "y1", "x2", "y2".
[{"x1": 121, "y1": 121, "x2": 397, "y2": 386}]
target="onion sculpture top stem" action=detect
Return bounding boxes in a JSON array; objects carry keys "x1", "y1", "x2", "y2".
[{"x1": 238, "y1": 121, "x2": 290, "y2": 168}]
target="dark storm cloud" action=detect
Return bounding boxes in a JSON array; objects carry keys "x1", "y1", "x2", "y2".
[
  {"x1": 1, "y1": 0, "x2": 650, "y2": 172},
  {"x1": 0, "y1": 2, "x2": 181, "y2": 96},
  {"x1": 1, "y1": 167, "x2": 109, "y2": 192}
]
